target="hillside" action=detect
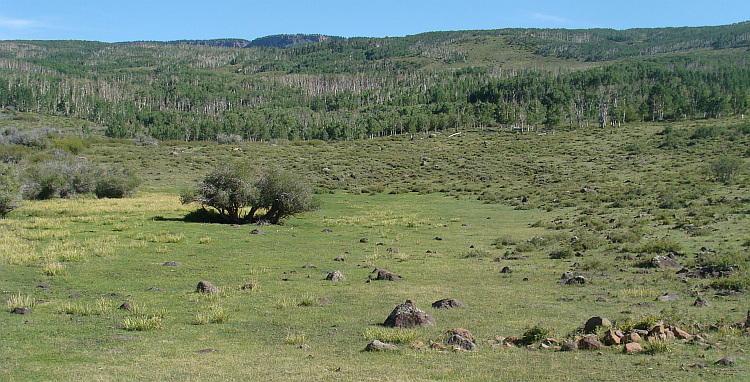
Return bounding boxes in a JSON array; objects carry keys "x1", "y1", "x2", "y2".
[{"x1": 0, "y1": 22, "x2": 749, "y2": 141}]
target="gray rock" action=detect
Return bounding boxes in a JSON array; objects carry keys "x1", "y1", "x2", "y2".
[
  {"x1": 371, "y1": 268, "x2": 403, "y2": 281},
  {"x1": 715, "y1": 356, "x2": 734, "y2": 366},
  {"x1": 577, "y1": 335, "x2": 602, "y2": 350},
  {"x1": 693, "y1": 297, "x2": 710, "y2": 307},
  {"x1": 163, "y1": 261, "x2": 182, "y2": 266},
  {"x1": 655, "y1": 292, "x2": 681, "y2": 302},
  {"x1": 384, "y1": 300, "x2": 435, "y2": 328},
  {"x1": 651, "y1": 255, "x2": 681, "y2": 268},
  {"x1": 196, "y1": 280, "x2": 219, "y2": 294},
  {"x1": 12, "y1": 307, "x2": 31, "y2": 315},
  {"x1": 326, "y1": 270, "x2": 345, "y2": 282},
  {"x1": 446, "y1": 335, "x2": 478, "y2": 351},
  {"x1": 561, "y1": 341, "x2": 578, "y2": 351},
  {"x1": 365, "y1": 340, "x2": 398, "y2": 351},
  {"x1": 431, "y1": 298, "x2": 467, "y2": 309}
]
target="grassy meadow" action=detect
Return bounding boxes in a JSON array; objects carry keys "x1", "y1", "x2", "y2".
[{"x1": 1, "y1": 116, "x2": 749, "y2": 381}]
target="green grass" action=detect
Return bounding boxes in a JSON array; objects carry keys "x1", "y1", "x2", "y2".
[{"x1": 0, "y1": 117, "x2": 748, "y2": 381}]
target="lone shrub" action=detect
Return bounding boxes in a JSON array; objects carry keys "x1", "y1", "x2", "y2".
[
  {"x1": 253, "y1": 168, "x2": 320, "y2": 224},
  {"x1": 181, "y1": 164, "x2": 254, "y2": 223},
  {"x1": 0, "y1": 163, "x2": 22, "y2": 217},
  {"x1": 94, "y1": 166, "x2": 141, "y2": 198},
  {"x1": 705, "y1": 156, "x2": 743, "y2": 183}
]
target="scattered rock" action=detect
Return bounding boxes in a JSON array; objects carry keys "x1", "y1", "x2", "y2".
[
  {"x1": 672, "y1": 327, "x2": 693, "y2": 340},
  {"x1": 596, "y1": 297, "x2": 611, "y2": 302},
  {"x1": 365, "y1": 340, "x2": 398, "y2": 351},
  {"x1": 163, "y1": 261, "x2": 182, "y2": 266},
  {"x1": 386, "y1": 248, "x2": 400, "y2": 254},
  {"x1": 655, "y1": 292, "x2": 681, "y2": 302},
  {"x1": 623, "y1": 332, "x2": 642, "y2": 343},
  {"x1": 242, "y1": 283, "x2": 257, "y2": 291},
  {"x1": 603, "y1": 329, "x2": 622, "y2": 346},
  {"x1": 119, "y1": 302, "x2": 133, "y2": 311},
  {"x1": 299, "y1": 343, "x2": 311, "y2": 350},
  {"x1": 432, "y1": 298, "x2": 467, "y2": 309},
  {"x1": 36, "y1": 283, "x2": 51, "y2": 290},
  {"x1": 196, "y1": 280, "x2": 219, "y2": 294},
  {"x1": 69, "y1": 293, "x2": 83, "y2": 298},
  {"x1": 584, "y1": 316, "x2": 612, "y2": 334},
  {"x1": 317, "y1": 297, "x2": 331, "y2": 305},
  {"x1": 383, "y1": 300, "x2": 435, "y2": 328},
  {"x1": 197, "y1": 348, "x2": 217, "y2": 354},
  {"x1": 623, "y1": 342, "x2": 642, "y2": 354},
  {"x1": 321, "y1": 229, "x2": 333, "y2": 233},
  {"x1": 556, "y1": 297, "x2": 574, "y2": 302},
  {"x1": 577, "y1": 335, "x2": 602, "y2": 350},
  {"x1": 500, "y1": 266, "x2": 512, "y2": 274},
  {"x1": 630, "y1": 302, "x2": 654, "y2": 308},
  {"x1": 147, "y1": 287, "x2": 165, "y2": 292},
  {"x1": 426, "y1": 250, "x2": 437, "y2": 254},
  {"x1": 559, "y1": 272, "x2": 588, "y2": 285},
  {"x1": 693, "y1": 297, "x2": 710, "y2": 307},
  {"x1": 371, "y1": 268, "x2": 403, "y2": 281},
  {"x1": 446, "y1": 328, "x2": 474, "y2": 341},
  {"x1": 715, "y1": 356, "x2": 734, "y2": 366},
  {"x1": 560, "y1": 341, "x2": 578, "y2": 351},
  {"x1": 434, "y1": 237, "x2": 443, "y2": 241},
  {"x1": 359, "y1": 238, "x2": 369, "y2": 243},
  {"x1": 651, "y1": 255, "x2": 681, "y2": 269},
  {"x1": 302, "y1": 263, "x2": 315, "y2": 269},
  {"x1": 334, "y1": 257, "x2": 346, "y2": 262},
  {"x1": 250, "y1": 229, "x2": 265, "y2": 235},
  {"x1": 446, "y1": 335, "x2": 478, "y2": 351},
  {"x1": 326, "y1": 270, "x2": 345, "y2": 282},
  {"x1": 12, "y1": 307, "x2": 31, "y2": 315}
]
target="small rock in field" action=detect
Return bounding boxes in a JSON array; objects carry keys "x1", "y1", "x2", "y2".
[
  {"x1": 250, "y1": 229, "x2": 265, "y2": 235},
  {"x1": 197, "y1": 348, "x2": 217, "y2": 354},
  {"x1": 69, "y1": 293, "x2": 83, "y2": 298},
  {"x1": 655, "y1": 292, "x2": 681, "y2": 302},
  {"x1": 446, "y1": 335, "x2": 478, "y2": 351},
  {"x1": 163, "y1": 261, "x2": 183, "y2": 266},
  {"x1": 302, "y1": 263, "x2": 315, "y2": 269},
  {"x1": 693, "y1": 297, "x2": 710, "y2": 307},
  {"x1": 623, "y1": 342, "x2": 642, "y2": 354},
  {"x1": 334, "y1": 257, "x2": 346, "y2": 262},
  {"x1": 196, "y1": 280, "x2": 219, "y2": 294},
  {"x1": 119, "y1": 302, "x2": 133, "y2": 311},
  {"x1": 715, "y1": 356, "x2": 734, "y2": 366},
  {"x1": 12, "y1": 307, "x2": 31, "y2": 315},
  {"x1": 36, "y1": 284, "x2": 51, "y2": 290},
  {"x1": 431, "y1": 298, "x2": 467, "y2": 309},
  {"x1": 242, "y1": 283, "x2": 256, "y2": 291},
  {"x1": 365, "y1": 340, "x2": 397, "y2": 351},
  {"x1": 326, "y1": 270, "x2": 345, "y2": 282}
]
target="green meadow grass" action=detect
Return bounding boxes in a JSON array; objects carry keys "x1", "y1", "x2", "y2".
[{"x1": 0, "y1": 117, "x2": 748, "y2": 381}]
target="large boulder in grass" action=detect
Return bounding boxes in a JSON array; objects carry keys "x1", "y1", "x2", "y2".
[
  {"x1": 372, "y1": 268, "x2": 403, "y2": 281},
  {"x1": 651, "y1": 255, "x2": 681, "y2": 269},
  {"x1": 326, "y1": 270, "x2": 346, "y2": 282},
  {"x1": 577, "y1": 335, "x2": 602, "y2": 350},
  {"x1": 446, "y1": 335, "x2": 478, "y2": 351},
  {"x1": 383, "y1": 300, "x2": 435, "y2": 328},
  {"x1": 196, "y1": 280, "x2": 219, "y2": 294}
]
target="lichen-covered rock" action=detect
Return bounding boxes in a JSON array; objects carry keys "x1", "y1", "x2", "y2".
[
  {"x1": 651, "y1": 255, "x2": 681, "y2": 268},
  {"x1": 431, "y1": 298, "x2": 467, "y2": 309},
  {"x1": 577, "y1": 335, "x2": 602, "y2": 350},
  {"x1": 365, "y1": 340, "x2": 397, "y2": 351},
  {"x1": 196, "y1": 280, "x2": 219, "y2": 294},
  {"x1": 446, "y1": 335, "x2": 478, "y2": 351},
  {"x1": 383, "y1": 300, "x2": 435, "y2": 328},
  {"x1": 371, "y1": 268, "x2": 403, "y2": 281},
  {"x1": 326, "y1": 270, "x2": 345, "y2": 282}
]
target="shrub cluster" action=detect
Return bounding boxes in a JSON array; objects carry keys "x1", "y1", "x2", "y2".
[
  {"x1": 23, "y1": 153, "x2": 140, "y2": 200},
  {"x1": 182, "y1": 165, "x2": 320, "y2": 224},
  {"x1": 0, "y1": 163, "x2": 22, "y2": 217}
]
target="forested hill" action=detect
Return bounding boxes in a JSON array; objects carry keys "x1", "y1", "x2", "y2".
[{"x1": 1, "y1": 22, "x2": 749, "y2": 141}]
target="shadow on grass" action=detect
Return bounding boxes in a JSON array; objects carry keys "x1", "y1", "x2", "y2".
[{"x1": 153, "y1": 208, "x2": 246, "y2": 224}]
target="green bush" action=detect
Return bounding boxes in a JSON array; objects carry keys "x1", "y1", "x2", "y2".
[
  {"x1": 0, "y1": 163, "x2": 22, "y2": 217},
  {"x1": 705, "y1": 156, "x2": 743, "y2": 183},
  {"x1": 94, "y1": 166, "x2": 141, "y2": 198},
  {"x1": 549, "y1": 247, "x2": 574, "y2": 259}
]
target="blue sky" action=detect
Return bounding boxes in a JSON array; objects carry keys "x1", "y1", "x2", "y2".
[{"x1": 1, "y1": 1, "x2": 748, "y2": 42}]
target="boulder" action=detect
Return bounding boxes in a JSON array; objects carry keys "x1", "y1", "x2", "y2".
[
  {"x1": 623, "y1": 342, "x2": 643, "y2": 354},
  {"x1": 560, "y1": 341, "x2": 578, "y2": 351},
  {"x1": 383, "y1": 300, "x2": 435, "y2": 328},
  {"x1": 651, "y1": 255, "x2": 681, "y2": 268},
  {"x1": 655, "y1": 292, "x2": 681, "y2": 302},
  {"x1": 584, "y1": 316, "x2": 612, "y2": 334},
  {"x1": 577, "y1": 335, "x2": 602, "y2": 350},
  {"x1": 715, "y1": 356, "x2": 734, "y2": 366},
  {"x1": 371, "y1": 268, "x2": 403, "y2": 281},
  {"x1": 365, "y1": 340, "x2": 397, "y2": 351},
  {"x1": 672, "y1": 327, "x2": 693, "y2": 340},
  {"x1": 196, "y1": 280, "x2": 219, "y2": 294},
  {"x1": 623, "y1": 332, "x2": 642, "y2": 343},
  {"x1": 693, "y1": 297, "x2": 710, "y2": 307},
  {"x1": 446, "y1": 328, "x2": 474, "y2": 341},
  {"x1": 446, "y1": 335, "x2": 478, "y2": 351},
  {"x1": 326, "y1": 270, "x2": 345, "y2": 282},
  {"x1": 12, "y1": 307, "x2": 31, "y2": 315},
  {"x1": 431, "y1": 298, "x2": 467, "y2": 309},
  {"x1": 603, "y1": 329, "x2": 622, "y2": 346}
]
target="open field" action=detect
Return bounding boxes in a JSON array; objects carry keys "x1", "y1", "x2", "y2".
[{"x1": 1, "y1": 117, "x2": 749, "y2": 381}]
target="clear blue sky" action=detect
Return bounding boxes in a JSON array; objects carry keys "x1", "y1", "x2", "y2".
[{"x1": 1, "y1": 0, "x2": 748, "y2": 42}]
